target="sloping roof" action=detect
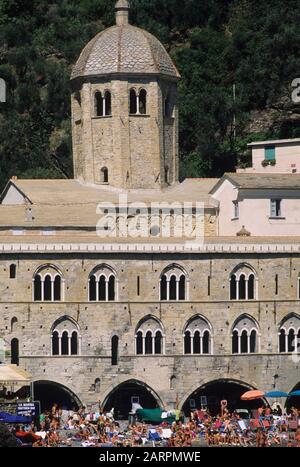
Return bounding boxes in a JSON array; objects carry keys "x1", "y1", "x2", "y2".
[
  {"x1": 0, "y1": 178, "x2": 218, "y2": 228},
  {"x1": 210, "y1": 173, "x2": 300, "y2": 193},
  {"x1": 0, "y1": 365, "x2": 31, "y2": 385},
  {"x1": 248, "y1": 138, "x2": 300, "y2": 146},
  {"x1": 71, "y1": 24, "x2": 180, "y2": 80}
]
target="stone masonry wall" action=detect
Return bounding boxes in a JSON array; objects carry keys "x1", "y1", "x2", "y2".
[{"x1": 0, "y1": 252, "x2": 300, "y2": 407}]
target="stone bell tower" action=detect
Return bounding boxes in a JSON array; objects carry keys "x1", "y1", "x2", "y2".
[{"x1": 70, "y1": 0, "x2": 180, "y2": 190}]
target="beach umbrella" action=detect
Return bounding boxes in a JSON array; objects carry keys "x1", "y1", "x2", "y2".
[
  {"x1": 241, "y1": 390, "x2": 265, "y2": 401},
  {"x1": 288, "y1": 390, "x2": 300, "y2": 397},
  {"x1": 265, "y1": 391, "x2": 288, "y2": 398}
]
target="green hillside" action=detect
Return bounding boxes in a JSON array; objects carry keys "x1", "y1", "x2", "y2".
[{"x1": 0, "y1": 0, "x2": 300, "y2": 190}]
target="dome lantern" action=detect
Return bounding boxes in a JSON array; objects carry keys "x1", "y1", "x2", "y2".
[{"x1": 115, "y1": 0, "x2": 130, "y2": 26}]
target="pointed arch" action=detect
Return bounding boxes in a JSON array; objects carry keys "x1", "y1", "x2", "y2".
[
  {"x1": 278, "y1": 313, "x2": 300, "y2": 353},
  {"x1": 135, "y1": 315, "x2": 165, "y2": 355},
  {"x1": 183, "y1": 315, "x2": 213, "y2": 355},
  {"x1": 229, "y1": 264, "x2": 258, "y2": 301},
  {"x1": 231, "y1": 314, "x2": 260, "y2": 354},
  {"x1": 160, "y1": 264, "x2": 189, "y2": 301},
  {"x1": 51, "y1": 316, "x2": 80, "y2": 356},
  {"x1": 33, "y1": 264, "x2": 64, "y2": 302},
  {"x1": 88, "y1": 264, "x2": 118, "y2": 301}
]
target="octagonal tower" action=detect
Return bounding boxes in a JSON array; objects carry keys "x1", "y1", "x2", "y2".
[{"x1": 70, "y1": 0, "x2": 180, "y2": 189}]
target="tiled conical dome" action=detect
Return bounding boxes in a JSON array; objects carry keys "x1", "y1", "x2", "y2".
[{"x1": 71, "y1": 1, "x2": 180, "y2": 80}]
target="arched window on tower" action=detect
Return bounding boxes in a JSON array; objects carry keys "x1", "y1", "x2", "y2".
[
  {"x1": 183, "y1": 316, "x2": 213, "y2": 355},
  {"x1": 95, "y1": 91, "x2": 104, "y2": 117},
  {"x1": 135, "y1": 316, "x2": 164, "y2": 355},
  {"x1": 130, "y1": 89, "x2": 137, "y2": 114},
  {"x1": 51, "y1": 317, "x2": 80, "y2": 356},
  {"x1": 95, "y1": 90, "x2": 111, "y2": 117},
  {"x1": 232, "y1": 315, "x2": 259, "y2": 354},
  {"x1": 129, "y1": 88, "x2": 147, "y2": 115},
  {"x1": 139, "y1": 89, "x2": 147, "y2": 115},
  {"x1": 164, "y1": 93, "x2": 173, "y2": 118},
  {"x1": 104, "y1": 90, "x2": 111, "y2": 116}
]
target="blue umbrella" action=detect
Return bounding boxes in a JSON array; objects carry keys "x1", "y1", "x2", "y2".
[
  {"x1": 288, "y1": 390, "x2": 300, "y2": 397},
  {"x1": 265, "y1": 391, "x2": 288, "y2": 398}
]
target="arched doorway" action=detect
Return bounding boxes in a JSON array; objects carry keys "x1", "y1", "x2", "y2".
[
  {"x1": 103, "y1": 380, "x2": 161, "y2": 420},
  {"x1": 287, "y1": 382, "x2": 300, "y2": 411},
  {"x1": 182, "y1": 379, "x2": 265, "y2": 416},
  {"x1": 28, "y1": 381, "x2": 82, "y2": 412}
]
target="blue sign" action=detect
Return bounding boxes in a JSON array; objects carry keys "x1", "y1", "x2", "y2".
[{"x1": 17, "y1": 401, "x2": 40, "y2": 417}]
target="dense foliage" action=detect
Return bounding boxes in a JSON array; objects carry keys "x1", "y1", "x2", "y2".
[{"x1": 0, "y1": 0, "x2": 300, "y2": 189}]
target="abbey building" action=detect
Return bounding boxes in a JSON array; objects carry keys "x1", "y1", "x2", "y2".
[{"x1": 1, "y1": 1, "x2": 300, "y2": 415}]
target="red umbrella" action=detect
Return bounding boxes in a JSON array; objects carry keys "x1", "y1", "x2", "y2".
[{"x1": 241, "y1": 390, "x2": 265, "y2": 401}]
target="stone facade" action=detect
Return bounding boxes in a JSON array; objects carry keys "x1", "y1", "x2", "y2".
[
  {"x1": 71, "y1": 77, "x2": 179, "y2": 189},
  {"x1": 0, "y1": 252, "x2": 300, "y2": 409},
  {"x1": 1, "y1": 1, "x2": 300, "y2": 414}
]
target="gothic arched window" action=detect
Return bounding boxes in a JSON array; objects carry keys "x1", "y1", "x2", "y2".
[
  {"x1": 88, "y1": 265, "x2": 117, "y2": 302},
  {"x1": 230, "y1": 265, "x2": 257, "y2": 301},
  {"x1": 33, "y1": 266, "x2": 63, "y2": 302},
  {"x1": 160, "y1": 265, "x2": 188, "y2": 301},
  {"x1": 278, "y1": 314, "x2": 300, "y2": 353},
  {"x1": 135, "y1": 317, "x2": 164, "y2": 355},
  {"x1": 51, "y1": 317, "x2": 80, "y2": 356},
  {"x1": 183, "y1": 316, "x2": 213, "y2": 355},
  {"x1": 232, "y1": 315, "x2": 259, "y2": 354}
]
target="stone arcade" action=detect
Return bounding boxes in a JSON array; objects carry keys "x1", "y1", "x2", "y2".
[{"x1": 1, "y1": 1, "x2": 300, "y2": 416}]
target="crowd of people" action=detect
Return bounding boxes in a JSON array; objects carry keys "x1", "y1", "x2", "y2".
[{"x1": 4, "y1": 401, "x2": 300, "y2": 447}]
